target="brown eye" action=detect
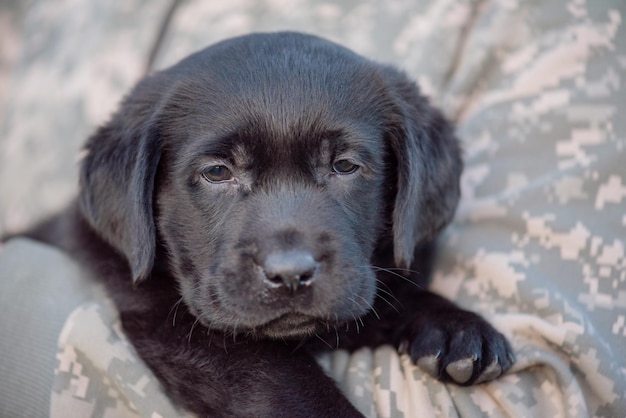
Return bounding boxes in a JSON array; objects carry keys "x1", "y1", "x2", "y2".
[
  {"x1": 332, "y1": 159, "x2": 359, "y2": 174},
  {"x1": 202, "y1": 165, "x2": 233, "y2": 183}
]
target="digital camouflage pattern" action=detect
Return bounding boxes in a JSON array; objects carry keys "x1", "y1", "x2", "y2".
[{"x1": 0, "y1": 0, "x2": 624, "y2": 417}]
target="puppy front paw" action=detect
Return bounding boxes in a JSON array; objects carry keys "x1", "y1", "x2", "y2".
[{"x1": 399, "y1": 309, "x2": 515, "y2": 385}]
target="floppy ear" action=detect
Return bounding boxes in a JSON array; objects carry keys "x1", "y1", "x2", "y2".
[
  {"x1": 79, "y1": 81, "x2": 165, "y2": 284},
  {"x1": 382, "y1": 67, "x2": 463, "y2": 269}
]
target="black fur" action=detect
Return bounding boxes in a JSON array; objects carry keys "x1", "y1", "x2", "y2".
[{"x1": 18, "y1": 32, "x2": 514, "y2": 417}]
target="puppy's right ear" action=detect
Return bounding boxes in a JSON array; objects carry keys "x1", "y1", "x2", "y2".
[
  {"x1": 79, "y1": 80, "x2": 165, "y2": 284},
  {"x1": 380, "y1": 66, "x2": 463, "y2": 269}
]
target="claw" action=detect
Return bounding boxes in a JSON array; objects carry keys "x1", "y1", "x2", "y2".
[
  {"x1": 508, "y1": 351, "x2": 517, "y2": 365},
  {"x1": 475, "y1": 357, "x2": 503, "y2": 384}
]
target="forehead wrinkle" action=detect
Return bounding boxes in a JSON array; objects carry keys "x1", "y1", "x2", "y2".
[
  {"x1": 170, "y1": 101, "x2": 384, "y2": 181},
  {"x1": 333, "y1": 123, "x2": 384, "y2": 159},
  {"x1": 172, "y1": 131, "x2": 241, "y2": 177},
  {"x1": 231, "y1": 143, "x2": 252, "y2": 168},
  {"x1": 242, "y1": 116, "x2": 383, "y2": 172}
]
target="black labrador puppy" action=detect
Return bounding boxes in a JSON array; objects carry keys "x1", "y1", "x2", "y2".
[{"x1": 23, "y1": 32, "x2": 514, "y2": 417}]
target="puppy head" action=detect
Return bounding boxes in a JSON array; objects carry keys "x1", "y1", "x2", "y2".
[{"x1": 79, "y1": 32, "x2": 461, "y2": 338}]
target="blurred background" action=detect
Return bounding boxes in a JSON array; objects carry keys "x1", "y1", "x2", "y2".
[{"x1": 0, "y1": 0, "x2": 476, "y2": 235}]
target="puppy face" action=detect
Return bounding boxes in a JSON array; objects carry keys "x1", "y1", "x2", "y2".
[
  {"x1": 156, "y1": 83, "x2": 389, "y2": 338},
  {"x1": 79, "y1": 32, "x2": 462, "y2": 339}
]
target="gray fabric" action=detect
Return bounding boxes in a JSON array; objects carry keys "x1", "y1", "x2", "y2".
[
  {"x1": 0, "y1": 239, "x2": 96, "y2": 418},
  {"x1": 0, "y1": 0, "x2": 173, "y2": 236},
  {"x1": 1, "y1": 0, "x2": 625, "y2": 417}
]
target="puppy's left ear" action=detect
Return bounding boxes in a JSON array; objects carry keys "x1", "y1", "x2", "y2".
[
  {"x1": 79, "y1": 79, "x2": 166, "y2": 284},
  {"x1": 382, "y1": 67, "x2": 463, "y2": 269}
]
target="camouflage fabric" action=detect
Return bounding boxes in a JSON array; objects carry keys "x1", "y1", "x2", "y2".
[
  {"x1": 1, "y1": 0, "x2": 625, "y2": 417},
  {"x1": 0, "y1": 0, "x2": 172, "y2": 234}
]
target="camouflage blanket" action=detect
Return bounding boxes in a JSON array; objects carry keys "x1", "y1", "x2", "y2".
[{"x1": 1, "y1": 0, "x2": 625, "y2": 417}]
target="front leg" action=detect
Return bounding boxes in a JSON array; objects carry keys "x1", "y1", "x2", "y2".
[
  {"x1": 312, "y1": 242, "x2": 515, "y2": 386},
  {"x1": 122, "y1": 312, "x2": 364, "y2": 418},
  {"x1": 313, "y1": 287, "x2": 514, "y2": 386}
]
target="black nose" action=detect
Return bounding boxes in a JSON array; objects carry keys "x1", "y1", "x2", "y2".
[{"x1": 262, "y1": 250, "x2": 318, "y2": 293}]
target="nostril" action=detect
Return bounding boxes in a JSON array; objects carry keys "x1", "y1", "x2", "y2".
[{"x1": 263, "y1": 250, "x2": 318, "y2": 293}]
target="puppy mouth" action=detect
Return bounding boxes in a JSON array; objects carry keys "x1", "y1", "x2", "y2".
[{"x1": 252, "y1": 312, "x2": 326, "y2": 339}]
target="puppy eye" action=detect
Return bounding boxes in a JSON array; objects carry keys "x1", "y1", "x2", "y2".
[
  {"x1": 202, "y1": 165, "x2": 233, "y2": 183},
  {"x1": 332, "y1": 159, "x2": 359, "y2": 175}
]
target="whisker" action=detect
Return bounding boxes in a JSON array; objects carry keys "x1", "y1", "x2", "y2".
[
  {"x1": 372, "y1": 266, "x2": 423, "y2": 275},
  {"x1": 187, "y1": 318, "x2": 200, "y2": 343},
  {"x1": 369, "y1": 265, "x2": 423, "y2": 290},
  {"x1": 313, "y1": 332, "x2": 333, "y2": 349},
  {"x1": 376, "y1": 293, "x2": 401, "y2": 314},
  {"x1": 374, "y1": 277, "x2": 394, "y2": 295},
  {"x1": 373, "y1": 285, "x2": 402, "y2": 313},
  {"x1": 290, "y1": 338, "x2": 305, "y2": 354},
  {"x1": 371, "y1": 306, "x2": 381, "y2": 320},
  {"x1": 207, "y1": 329, "x2": 214, "y2": 348},
  {"x1": 168, "y1": 297, "x2": 185, "y2": 327},
  {"x1": 375, "y1": 280, "x2": 402, "y2": 306},
  {"x1": 222, "y1": 333, "x2": 229, "y2": 354},
  {"x1": 353, "y1": 294, "x2": 380, "y2": 320}
]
